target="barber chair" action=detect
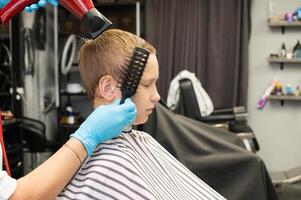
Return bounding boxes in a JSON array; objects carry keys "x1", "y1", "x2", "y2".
[
  {"x1": 21, "y1": 117, "x2": 47, "y2": 150},
  {"x1": 2, "y1": 119, "x2": 23, "y2": 178},
  {"x1": 174, "y1": 78, "x2": 259, "y2": 152},
  {"x1": 20, "y1": 117, "x2": 59, "y2": 173},
  {"x1": 175, "y1": 79, "x2": 301, "y2": 199}
]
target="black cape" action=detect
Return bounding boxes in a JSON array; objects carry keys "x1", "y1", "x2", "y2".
[{"x1": 138, "y1": 103, "x2": 278, "y2": 200}]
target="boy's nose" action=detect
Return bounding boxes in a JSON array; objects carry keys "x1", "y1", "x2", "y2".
[{"x1": 151, "y1": 88, "x2": 161, "y2": 103}]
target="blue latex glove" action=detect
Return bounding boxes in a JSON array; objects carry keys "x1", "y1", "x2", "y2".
[
  {"x1": 25, "y1": 0, "x2": 59, "y2": 13},
  {"x1": 71, "y1": 98, "x2": 137, "y2": 156},
  {"x1": 0, "y1": 0, "x2": 10, "y2": 8}
]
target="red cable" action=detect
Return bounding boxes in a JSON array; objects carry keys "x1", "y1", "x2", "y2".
[{"x1": 0, "y1": 111, "x2": 11, "y2": 176}]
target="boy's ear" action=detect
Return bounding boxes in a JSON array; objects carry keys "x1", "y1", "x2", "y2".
[{"x1": 97, "y1": 75, "x2": 119, "y2": 101}]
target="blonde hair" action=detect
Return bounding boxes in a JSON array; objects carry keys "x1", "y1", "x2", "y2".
[{"x1": 78, "y1": 29, "x2": 156, "y2": 100}]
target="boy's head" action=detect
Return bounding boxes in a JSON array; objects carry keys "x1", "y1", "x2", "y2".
[{"x1": 78, "y1": 29, "x2": 160, "y2": 125}]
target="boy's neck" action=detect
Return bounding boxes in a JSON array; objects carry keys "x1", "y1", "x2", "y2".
[
  {"x1": 93, "y1": 97, "x2": 113, "y2": 108},
  {"x1": 93, "y1": 98, "x2": 104, "y2": 108}
]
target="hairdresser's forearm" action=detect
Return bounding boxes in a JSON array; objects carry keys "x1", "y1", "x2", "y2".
[{"x1": 10, "y1": 138, "x2": 87, "y2": 200}]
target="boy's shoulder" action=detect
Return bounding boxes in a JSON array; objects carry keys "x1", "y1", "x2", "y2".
[
  {"x1": 92, "y1": 129, "x2": 154, "y2": 152},
  {"x1": 78, "y1": 129, "x2": 159, "y2": 178}
]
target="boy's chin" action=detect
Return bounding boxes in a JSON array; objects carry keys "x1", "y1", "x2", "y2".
[{"x1": 133, "y1": 116, "x2": 149, "y2": 126}]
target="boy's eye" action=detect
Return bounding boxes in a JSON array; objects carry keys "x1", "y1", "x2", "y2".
[
  {"x1": 140, "y1": 81, "x2": 152, "y2": 87},
  {"x1": 141, "y1": 83, "x2": 150, "y2": 87}
]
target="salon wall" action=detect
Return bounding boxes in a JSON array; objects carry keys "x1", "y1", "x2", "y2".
[{"x1": 248, "y1": 0, "x2": 301, "y2": 171}]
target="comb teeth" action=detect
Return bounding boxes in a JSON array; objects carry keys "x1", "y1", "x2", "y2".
[{"x1": 120, "y1": 47, "x2": 150, "y2": 104}]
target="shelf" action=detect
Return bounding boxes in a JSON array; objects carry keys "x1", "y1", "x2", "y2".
[
  {"x1": 58, "y1": 66, "x2": 79, "y2": 74},
  {"x1": 268, "y1": 95, "x2": 301, "y2": 106},
  {"x1": 59, "y1": 123, "x2": 80, "y2": 128},
  {"x1": 59, "y1": 123, "x2": 82, "y2": 143},
  {"x1": 58, "y1": 62, "x2": 78, "y2": 67},
  {"x1": 269, "y1": 57, "x2": 301, "y2": 64},
  {"x1": 60, "y1": 91, "x2": 87, "y2": 96},
  {"x1": 268, "y1": 19, "x2": 301, "y2": 34},
  {"x1": 268, "y1": 20, "x2": 301, "y2": 27},
  {"x1": 269, "y1": 57, "x2": 301, "y2": 70},
  {"x1": 268, "y1": 95, "x2": 301, "y2": 101}
]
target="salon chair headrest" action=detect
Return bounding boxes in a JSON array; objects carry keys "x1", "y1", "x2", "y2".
[{"x1": 21, "y1": 117, "x2": 46, "y2": 152}]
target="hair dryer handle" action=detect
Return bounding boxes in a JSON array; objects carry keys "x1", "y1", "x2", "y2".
[{"x1": 0, "y1": 0, "x2": 37, "y2": 24}]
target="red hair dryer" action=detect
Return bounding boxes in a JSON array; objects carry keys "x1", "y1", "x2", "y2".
[{"x1": 0, "y1": 0, "x2": 112, "y2": 38}]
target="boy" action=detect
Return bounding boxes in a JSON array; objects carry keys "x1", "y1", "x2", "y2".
[{"x1": 58, "y1": 29, "x2": 226, "y2": 200}]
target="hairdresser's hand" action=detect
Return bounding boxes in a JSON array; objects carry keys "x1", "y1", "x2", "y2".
[
  {"x1": 24, "y1": 0, "x2": 59, "y2": 13},
  {"x1": 71, "y1": 98, "x2": 137, "y2": 156}
]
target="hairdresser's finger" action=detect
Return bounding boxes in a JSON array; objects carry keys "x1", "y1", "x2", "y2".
[
  {"x1": 30, "y1": 4, "x2": 39, "y2": 11},
  {"x1": 24, "y1": 6, "x2": 33, "y2": 12},
  {"x1": 47, "y1": 0, "x2": 59, "y2": 6},
  {"x1": 126, "y1": 110, "x2": 137, "y2": 125},
  {"x1": 127, "y1": 114, "x2": 136, "y2": 124},
  {"x1": 38, "y1": 0, "x2": 47, "y2": 7},
  {"x1": 129, "y1": 108, "x2": 137, "y2": 118},
  {"x1": 122, "y1": 98, "x2": 136, "y2": 112},
  {"x1": 123, "y1": 109, "x2": 137, "y2": 122}
]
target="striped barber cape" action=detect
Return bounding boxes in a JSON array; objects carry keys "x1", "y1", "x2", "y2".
[{"x1": 57, "y1": 129, "x2": 226, "y2": 200}]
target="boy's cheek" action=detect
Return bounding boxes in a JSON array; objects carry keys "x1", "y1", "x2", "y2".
[
  {"x1": 131, "y1": 92, "x2": 142, "y2": 107},
  {"x1": 131, "y1": 102, "x2": 148, "y2": 125}
]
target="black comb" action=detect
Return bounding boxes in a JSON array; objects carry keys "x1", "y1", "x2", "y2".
[{"x1": 120, "y1": 47, "x2": 150, "y2": 104}]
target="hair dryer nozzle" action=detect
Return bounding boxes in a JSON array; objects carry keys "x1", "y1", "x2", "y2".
[{"x1": 83, "y1": 8, "x2": 112, "y2": 39}]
